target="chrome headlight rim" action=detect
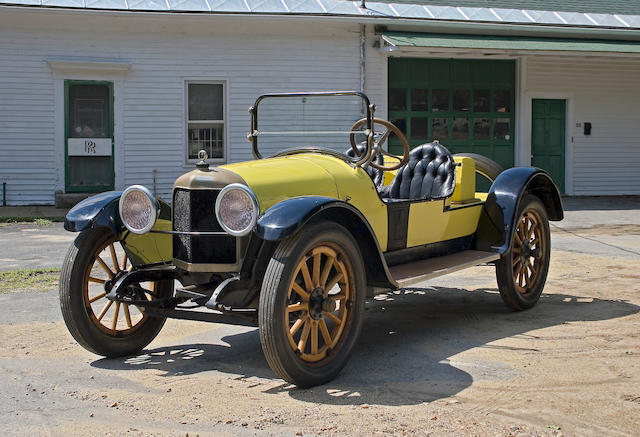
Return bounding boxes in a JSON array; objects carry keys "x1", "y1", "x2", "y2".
[
  {"x1": 214, "y1": 183, "x2": 260, "y2": 237},
  {"x1": 118, "y1": 185, "x2": 158, "y2": 235}
]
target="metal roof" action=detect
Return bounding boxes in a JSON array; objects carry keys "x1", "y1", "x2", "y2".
[{"x1": 1, "y1": 0, "x2": 640, "y2": 30}]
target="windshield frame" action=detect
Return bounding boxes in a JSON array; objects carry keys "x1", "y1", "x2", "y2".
[{"x1": 248, "y1": 91, "x2": 375, "y2": 166}]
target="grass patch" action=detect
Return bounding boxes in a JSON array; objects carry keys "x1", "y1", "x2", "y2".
[
  {"x1": 0, "y1": 216, "x2": 65, "y2": 226},
  {"x1": 0, "y1": 268, "x2": 60, "y2": 293}
]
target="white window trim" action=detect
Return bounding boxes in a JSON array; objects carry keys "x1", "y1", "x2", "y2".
[{"x1": 185, "y1": 80, "x2": 228, "y2": 165}]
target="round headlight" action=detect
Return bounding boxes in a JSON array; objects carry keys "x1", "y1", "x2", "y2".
[
  {"x1": 119, "y1": 185, "x2": 158, "y2": 234},
  {"x1": 215, "y1": 184, "x2": 259, "y2": 237}
]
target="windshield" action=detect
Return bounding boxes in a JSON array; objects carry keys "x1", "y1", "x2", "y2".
[{"x1": 249, "y1": 92, "x2": 373, "y2": 162}]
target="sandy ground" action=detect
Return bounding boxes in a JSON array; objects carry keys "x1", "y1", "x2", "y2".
[{"x1": 1, "y1": 217, "x2": 639, "y2": 436}]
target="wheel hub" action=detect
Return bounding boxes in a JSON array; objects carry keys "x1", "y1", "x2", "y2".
[{"x1": 308, "y1": 288, "x2": 325, "y2": 320}]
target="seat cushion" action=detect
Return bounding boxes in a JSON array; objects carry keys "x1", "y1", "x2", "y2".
[
  {"x1": 345, "y1": 143, "x2": 384, "y2": 187},
  {"x1": 386, "y1": 141, "x2": 456, "y2": 200}
]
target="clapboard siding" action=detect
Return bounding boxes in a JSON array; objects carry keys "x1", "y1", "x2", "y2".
[
  {"x1": 526, "y1": 57, "x2": 640, "y2": 195},
  {"x1": 0, "y1": 10, "x2": 362, "y2": 204}
]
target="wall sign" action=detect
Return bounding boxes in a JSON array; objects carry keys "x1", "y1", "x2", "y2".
[{"x1": 68, "y1": 138, "x2": 112, "y2": 156}]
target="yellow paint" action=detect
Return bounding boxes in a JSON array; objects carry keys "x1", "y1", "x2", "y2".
[
  {"x1": 223, "y1": 154, "x2": 389, "y2": 250},
  {"x1": 122, "y1": 218, "x2": 172, "y2": 265},
  {"x1": 407, "y1": 200, "x2": 482, "y2": 247},
  {"x1": 222, "y1": 155, "x2": 337, "y2": 213},
  {"x1": 451, "y1": 156, "x2": 476, "y2": 203}
]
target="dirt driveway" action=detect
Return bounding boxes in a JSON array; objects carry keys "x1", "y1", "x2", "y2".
[{"x1": 1, "y1": 198, "x2": 639, "y2": 436}]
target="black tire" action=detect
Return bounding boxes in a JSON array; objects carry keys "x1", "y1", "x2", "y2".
[
  {"x1": 259, "y1": 222, "x2": 366, "y2": 388},
  {"x1": 59, "y1": 227, "x2": 172, "y2": 357},
  {"x1": 454, "y1": 153, "x2": 504, "y2": 183},
  {"x1": 495, "y1": 195, "x2": 551, "y2": 310}
]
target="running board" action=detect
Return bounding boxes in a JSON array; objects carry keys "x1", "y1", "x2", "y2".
[{"x1": 389, "y1": 250, "x2": 500, "y2": 288}]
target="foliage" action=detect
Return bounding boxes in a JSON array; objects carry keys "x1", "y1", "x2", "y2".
[{"x1": 0, "y1": 268, "x2": 60, "y2": 293}]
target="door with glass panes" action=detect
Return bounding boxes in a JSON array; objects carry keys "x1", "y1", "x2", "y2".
[
  {"x1": 388, "y1": 59, "x2": 515, "y2": 181},
  {"x1": 65, "y1": 81, "x2": 114, "y2": 192}
]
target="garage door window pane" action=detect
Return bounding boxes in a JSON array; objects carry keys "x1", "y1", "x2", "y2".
[
  {"x1": 473, "y1": 118, "x2": 489, "y2": 140},
  {"x1": 189, "y1": 84, "x2": 223, "y2": 121},
  {"x1": 452, "y1": 118, "x2": 469, "y2": 140},
  {"x1": 411, "y1": 89, "x2": 428, "y2": 111},
  {"x1": 390, "y1": 118, "x2": 407, "y2": 138},
  {"x1": 411, "y1": 117, "x2": 428, "y2": 139},
  {"x1": 493, "y1": 118, "x2": 511, "y2": 140},
  {"x1": 389, "y1": 89, "x2": 407, "y2": 111},
  {"x1": 432, "y1": 118, "x2": 448, "y2": 139},
  {"x1": 453, "y1": 90, "x2": 470, "y2": 112},
  {"x1": 474, "y1": 90, "x2": 490, "y2": 112},
  {"x1": 494, "y1": 90, "x2": 511, "y2": 113},
  {"x1": 432, "y1": 90, "x2": 449, "y2": 112}
]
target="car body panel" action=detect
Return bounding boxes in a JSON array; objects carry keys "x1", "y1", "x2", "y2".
[
  {"x1": 475, "y1": 167, "x2": 563, "y2": 255},
  {"x1": 407, "y1": 200, "x2": 483, "y2": 248},
  {"x1": 122, "y1": 218, "x2": 172, "y2": 266},
  {"x1": 64, "y1": 191, "x2": 123, "y2": 234},
  {"x1": 173, "y1": 166, "x2": 246, "y2": 191},
  {"x1": 223, "y1": 153, "x2": 390, "y2": 250}
]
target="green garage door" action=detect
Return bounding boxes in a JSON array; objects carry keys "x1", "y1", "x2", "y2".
[{"x1": 388, "y1": 58, "x2": 515, "y2": 170}]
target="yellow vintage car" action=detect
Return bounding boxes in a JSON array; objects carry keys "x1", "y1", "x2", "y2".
[{"x1": 60, "y1": 91, "x2": 563, "y2": 387}]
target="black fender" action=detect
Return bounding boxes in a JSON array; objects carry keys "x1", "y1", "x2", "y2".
[
  {"x1": 475, "y1": 167, "x2": 563, "y2": 255},
  {"x1": 255, "y1": 196, "x2": 396, "y2": 290},
  {"x1": 64, "y1": 190, "x2": 171, "y2": 236},
  {"x1": 63, "y1": 191, "x2": 124, "y2": 235}
]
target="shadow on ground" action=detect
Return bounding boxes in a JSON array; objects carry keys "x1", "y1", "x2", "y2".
[{"x1": 91, "y1": 287, "x2": 639, "y2": 406}]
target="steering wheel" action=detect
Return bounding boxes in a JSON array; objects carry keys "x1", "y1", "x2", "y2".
[{"x1": 349, "y1": 118, "x2": 410, "y2": 171}]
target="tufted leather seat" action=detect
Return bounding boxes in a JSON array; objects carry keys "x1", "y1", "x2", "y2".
[
  {"x1": 345, "y1": 143, "x2": 385, "y2": 187},
  {"x1": 384, "y1": 141, "x2": 456, "y2": 201}
]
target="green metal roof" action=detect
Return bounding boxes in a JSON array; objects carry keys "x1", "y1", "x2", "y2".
[
  {"x1": 381, "y1": 32, "x2": 640, "y2": 53},
  {"x1": 382, "y1": 1, "x2": 640, "y2": 16}
]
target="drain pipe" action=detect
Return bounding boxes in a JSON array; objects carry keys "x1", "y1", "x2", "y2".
[
  {"x1": 2, "y1": 182, "x2": 6, "y2": 206},
  {"x1": 152, "y1": 169, "x2": 158, "y2": 197},
  {"x1": 360, "y1": 23, "x2": 366, "y2": 92}
]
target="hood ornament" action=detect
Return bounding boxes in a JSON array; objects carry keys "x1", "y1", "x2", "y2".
[{"x1": 196, "y1": 149, "x2": 210, "y2": 171}]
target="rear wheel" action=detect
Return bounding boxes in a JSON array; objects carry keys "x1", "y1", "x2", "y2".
[
  {"x1": 60, "y1": 227, "x2": 172, "y2": 357},
  {"x1": 495, "y1": 195, "x2": 551, "y2": 310},
  {"x1": 259, "y1": 222, "x2": 365, "y2": 387}
]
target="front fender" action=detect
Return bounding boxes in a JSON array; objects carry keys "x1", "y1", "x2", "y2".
[
  {"x1": 475, "y1": 167, "x2": 563, "y2": 254},
  {"x1": 255, "y1": 196, "x2": 397, "y2": 290},
  {"x1": 64, "y1": 191, "x2": 123, "y2": 234},
  {"x1": 64, "y1": 190, "x2": 173, "y2": 267}
]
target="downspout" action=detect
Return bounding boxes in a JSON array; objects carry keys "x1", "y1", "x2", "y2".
[{"x1": 360, "y1": 23, "x2": 366, "y2": 115}]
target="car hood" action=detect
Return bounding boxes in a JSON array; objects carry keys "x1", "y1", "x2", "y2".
[{"x1": 221, "y1": 154, "x2": 340, "y2": 213}]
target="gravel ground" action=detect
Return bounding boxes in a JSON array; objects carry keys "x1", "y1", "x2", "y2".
[{"x1": 1, "y1": 197, "x2": 639, "y2": 436}]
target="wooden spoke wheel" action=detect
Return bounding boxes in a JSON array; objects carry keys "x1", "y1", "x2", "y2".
[
  {"x1": 60, "y1": 227, "x2": 172, "y2": 357},
  {"x1": 84, "y1": 237, "x2": 154, "y2": 336},
  {"x1": 286, "y1": 245, "x2": 350, "y2": 363},
  {"x1": 496, "y1": 195, "x2": 551, "y2": 310},
  {"x1": 259, "y1": 222, "x2": 365, "y2": 388}
]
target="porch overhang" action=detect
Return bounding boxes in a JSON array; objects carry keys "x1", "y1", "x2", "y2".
[{"x1": 380, "y1": 32, "x2": 640, "y2": 57}]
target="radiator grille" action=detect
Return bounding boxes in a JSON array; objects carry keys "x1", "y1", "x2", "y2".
[{"x1": 173, "y1": 188, "x2": 237, "y2": 264}]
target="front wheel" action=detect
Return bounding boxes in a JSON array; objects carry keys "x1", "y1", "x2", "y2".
[
  {"x1": 495, "y1": 195, "x2": 551, "y2": 310},
  {"x1": 59, "y1": 227, "x2": 172, "y2": 357},
  {"x1": 259, "y1": 222, "x2": 366, "y2": 387}
]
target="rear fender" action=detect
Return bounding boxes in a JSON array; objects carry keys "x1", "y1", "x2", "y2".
[
  {"x1": 475, "y1": 167, "x2": 563, "y2": 255},
  {"x1": 64, "y1": 191, "x2": 172, "y2": 266},
  {"x1": 255, "y1": 196, "x2": 396, "y2": 290}
]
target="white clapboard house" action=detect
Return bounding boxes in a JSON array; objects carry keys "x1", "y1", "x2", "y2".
[{"x1": 1, "y1": 0, "x2": 640, "y2": 205}]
